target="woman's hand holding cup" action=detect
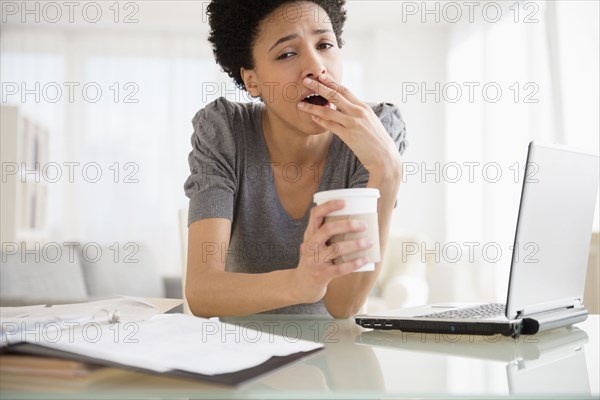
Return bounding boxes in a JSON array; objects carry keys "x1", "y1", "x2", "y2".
[{"x1": 292, "y1": 189, "x2": 380, "y2": 304}]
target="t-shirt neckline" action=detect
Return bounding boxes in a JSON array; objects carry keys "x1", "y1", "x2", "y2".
[{"x1": 255, "y1": 103, "x2": 336, "y2": 225}]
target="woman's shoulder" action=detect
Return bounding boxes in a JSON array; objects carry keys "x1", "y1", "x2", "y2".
[
  {"x1": 368, "y1": 102, "x2": 405, "y2": 134},
  {"x1": 191, "y1": 97, "x2": 261, "y2": 147},
  {"x1": 192, "y1": 97, "x2": 259, "y2": 128},
  {"x1": 368, "y1": 102, "x2": 408, "y2": 155}
]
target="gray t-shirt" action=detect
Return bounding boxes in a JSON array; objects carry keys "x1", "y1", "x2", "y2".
[{"x1": 184, "y1": 97, "x2": 407, "y2": 315}]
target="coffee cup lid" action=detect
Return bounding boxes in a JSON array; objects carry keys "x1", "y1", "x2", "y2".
[{"x1": 313, "y1": 188, "x2": 380, "y2": 204}]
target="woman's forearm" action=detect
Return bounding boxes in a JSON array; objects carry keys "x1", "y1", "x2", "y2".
[
  {"x1": 186, "y1": 218, "x2": 308, "y2": 318},
  {"x1": 323, "y1": 159, "x2": 402, "y2": 318},
  {"x1": 186, "y1": 267, "x2": 300, "y2": 318}
]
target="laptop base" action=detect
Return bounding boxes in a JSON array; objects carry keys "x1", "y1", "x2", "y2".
[
  {"x1": 355, "y1": 316, "x2": 521, "y2": 338},
  {"x1": 355, "y1": 306, "x2": 588, "y2": 339}
]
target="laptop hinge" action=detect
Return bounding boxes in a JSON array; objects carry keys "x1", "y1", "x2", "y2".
[
  {"x1": 520, "y1": 306, "x2": 588, "y2": 335},
  {"x1": 516, "y1": 298, "x2": 583, "y2": 318}
]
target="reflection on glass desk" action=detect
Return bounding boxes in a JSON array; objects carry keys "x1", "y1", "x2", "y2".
[
  {"x1": 1, "y1": 313, "x2": 598, "y2": 399},
  {"x1": 356, "y1": 324, "x2": 591, "y2": 397}
]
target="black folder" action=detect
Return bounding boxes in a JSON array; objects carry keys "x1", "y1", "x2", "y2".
[{"x1": 4, "y1": 342, "x2": 323, "y2": 387}]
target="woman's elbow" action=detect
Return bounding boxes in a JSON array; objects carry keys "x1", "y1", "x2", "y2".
[
  {"x1": 326, "y1": 303, "x2": 362, "y2": 319},
  {"x1": 329, "y1": 310, "x2": 354, "y2": 319},
  {"x1": 185, "y1": 284, "x2": 215, "y2": 319}
]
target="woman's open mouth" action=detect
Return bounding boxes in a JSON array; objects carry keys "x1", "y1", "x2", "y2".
[
  {"x1": 303, "y1": 93, "x2": 328, "y2": 106},
  {"x1": 301, "y1": 93, "x2": 333, "y2": 109}
]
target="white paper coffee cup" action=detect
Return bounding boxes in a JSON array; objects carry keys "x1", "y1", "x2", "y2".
[{"x1": 313, "y1": 188, "x2": 380, "y2": 272}]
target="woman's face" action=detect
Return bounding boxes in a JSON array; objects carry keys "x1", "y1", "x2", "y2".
[{"x1": 243, "y1": 1, "x2": 343, "y2": 135}]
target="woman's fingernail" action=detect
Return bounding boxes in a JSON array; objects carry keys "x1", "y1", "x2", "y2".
[
  {"x1": 319, "y1": 74, "x2": 327, "y2": 81},
  {"x1": 297, "y1": 102, "x2": 305, "y2": 108},
  {"x1": 353, "y1": 221, "x2": 367, "y2": 230},
  {"x1": 304, "y1": 77, "x2": 313, "y2": 85},
  {"x1": 362, "y1": 239, "x2": 373, "y2": 247},
  {"x1": 336, "y1": 200, "x2": 345, "y2": 207}
]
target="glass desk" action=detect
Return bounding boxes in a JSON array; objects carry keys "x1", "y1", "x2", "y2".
[{"x1": 1, "y1": 311, "x2": 598, "y2": 399}]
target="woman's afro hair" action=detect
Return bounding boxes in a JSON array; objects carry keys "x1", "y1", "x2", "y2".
[{"x1": 206, "y1": 0, "x2": 347, "y2": 90}]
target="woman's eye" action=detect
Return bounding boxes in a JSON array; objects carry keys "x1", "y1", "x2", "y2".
[
  {"x1": 277, "y1": 52, "x2": 295, "y2": 60},
  {"x1": 277, "y1": 43, "x2": 334, "y2": 60}
]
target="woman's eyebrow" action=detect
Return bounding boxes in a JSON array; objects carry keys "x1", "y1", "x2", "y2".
[{"x1": 268, "y1": 29, "x2": 333, "y2": 53}]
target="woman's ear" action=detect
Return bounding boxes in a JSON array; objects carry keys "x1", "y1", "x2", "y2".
[{"x1": 240, "y1": 67, "x2": 260, "y2": 98}]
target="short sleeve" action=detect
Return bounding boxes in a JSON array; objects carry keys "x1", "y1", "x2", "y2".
[
  {"x1": 184, "y1": 99, "x2": 238, "y2": 225},
  {"x1": 349, "y1": 102, "x2": 408, "y2": 189}
]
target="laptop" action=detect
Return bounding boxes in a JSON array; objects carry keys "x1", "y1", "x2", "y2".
[{"x1": 355, "y1": 142, "x2": 600, "y2": 338}]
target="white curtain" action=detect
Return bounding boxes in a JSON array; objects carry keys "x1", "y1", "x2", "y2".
[{"x1": 445, "y1": 1, "x2": 599, "y2": 301}]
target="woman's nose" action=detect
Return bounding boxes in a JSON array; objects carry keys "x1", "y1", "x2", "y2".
[{"x1": 303, "y1": 49, "x2": 326, "y2": 79}]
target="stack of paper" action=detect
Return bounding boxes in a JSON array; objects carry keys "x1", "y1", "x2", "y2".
[
  {"x1": 1, "y1": 297, "x2": 160, "y2": 347},
  {"x1": 1, "y1": 298, "x2": 324, "y2": 382}
]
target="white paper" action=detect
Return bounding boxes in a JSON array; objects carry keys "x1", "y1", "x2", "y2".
[
  {"x1": 0, "y1": 296, "x2": 160, "y2": 347},
  {"x1": 33, "y1": 313, "x2": 323, "y2": 375}
]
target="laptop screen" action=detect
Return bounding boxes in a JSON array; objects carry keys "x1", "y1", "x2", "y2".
[{"x1": 505, "y1": 142, "x2": 599, "y2": 319}]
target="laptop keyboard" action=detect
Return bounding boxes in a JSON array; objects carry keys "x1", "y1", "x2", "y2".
[{"x1": 418, "y1": 303, "x2": 505, "y2": 319}]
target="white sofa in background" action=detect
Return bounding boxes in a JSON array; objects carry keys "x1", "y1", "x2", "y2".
[{"x1": 0, "y1": 244, "x2": 182, "y2": 307}]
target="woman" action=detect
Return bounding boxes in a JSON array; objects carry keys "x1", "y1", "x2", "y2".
[{"x1": 184, "y1": 0, "x2": 407, "y2": 318}]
